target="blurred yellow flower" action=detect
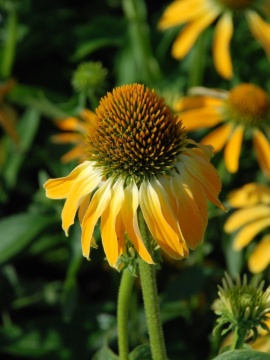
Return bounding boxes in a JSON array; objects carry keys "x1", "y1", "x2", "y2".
[
  {"x1": 51, "y1": 109, "x2": 97, "y2": 163},
  {"x1": 44, "y1": 84, "x2": 224, "y2": 268},
  {"x1": 0, "y1": 78, "x2": 18, "y2": 144},
  {"x1": 224, "y1": 183, "x2": 270, "y2": 273},
  {"x1": 175, "y1": 83, "x2": 270, "y2": 176},
  {"x1": 158, "y1": 0, "x2": 270, "y2": 79}
]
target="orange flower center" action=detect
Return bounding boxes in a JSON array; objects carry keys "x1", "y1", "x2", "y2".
[
  {"x1": 226, "y1": 83, "x2": 270, "y2": 126},
  {"x1": 86, "y1": 84, "x2": 187, "y2": 182},
  {"x1": 218, "y1": 0, "x2": 253, "y2": 10}
]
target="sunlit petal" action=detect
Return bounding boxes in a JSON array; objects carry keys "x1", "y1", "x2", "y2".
[
  {"x1": 174, "y1": 96, "x2": 224, "y2": 112},
  {"x1": 224, "y1": 125, "x2": 244, "y2": 173},
  {"x1": 248, "y1": 234, "x2": 270, "y2": 273},
  {"x1": 172, "y1": 8, "x2": 220, "y2": 59},
  {"x1": 139, "y1": 180, "x2": 187, "y2": 259},
  {"x1": 101, "y1": 178, "x2": 125, "y2": 267},
  {"x1": 81, "y1": 179, "x2": 112, "y2": 259},
  {"x1": 44, "y1": 161, "x2": 92, "y2": 199},
  {"x1": 122, "y1": 182, "x2": 153, "y2": 264},
  {"x1": 247, "y1": 10, "x2": 270, "y2": 59},
  {"x1": 224, "y1": 205, "x2": 270, "y2": 233},
  {"x1": 233, "y1": 218, "x2": 270, "y2": 250},
  {"x1": 253, "y1": 129, "x2": 270, "y2": 178},
  {"x1": 213, "y1": 12, "x2": 233, "y2": 79},
  {"x1": 201, "y1": 122, "x2": 234, "y2": 152},
  {"x1": 227, "y1": 183, "x2": 270, "y2": 208},
  {"x1": 178, "y1": 107, "x2": 223, "y2": 131}
]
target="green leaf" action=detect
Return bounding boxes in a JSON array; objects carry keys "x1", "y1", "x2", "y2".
[
  {"x1": 129, "y1": 344, "x2": 152, "y2": 360},
  {"x1": 213, "y1": 349, "x2": 270, "y2": 360},
  {"x1": 0, "y1": 212, "x2": 58, "y2": 264},
  {"x1": 92, "y1": 345, "x2": 119, "y2": 360}
]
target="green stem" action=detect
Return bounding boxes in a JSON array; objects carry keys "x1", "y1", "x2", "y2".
[
  {"x1": 187, "y1": 30, "x2": 207, "y2": 89},
  {"x1": 117, "y1": 268, "x2": 135, "y2": 360},
  {"x1": 138, "y1": 210, "x2": 167, "y2": 360},
  {"x1": 1, "y1": 8, "x2": 17, "y2": 79},
  {"x1": 231, "y1": 326, "x2": 248, "y2": 350}
]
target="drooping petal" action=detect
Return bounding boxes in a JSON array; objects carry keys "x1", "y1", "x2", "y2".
[
  {"x1": 224, "y1": 205, "x2": 270, "y2": 233},
  {"x1": 44, "y1": 161, "x2": 93, "y2": 199},
  {"x1": 170, "y1": 166, "x2": 208, "y2": 248},
  {"x1": 60, "y1": 145, "x2": 86, "y2": 164},
  {"x1": 213, "y1": 12, "x2": 233, "y2": 79},
  {"x1": 201, "y1": 122, "x2": 234, "y2": 152},
  {"x1": 227, "y1": 183, "x2": 270, "y2": 208},
  {"x1": 180, "y1": 148, "x2": 224, "y2": 209},
  {"x1": 54, "y1": 117, "x2": 86, "y2": 132},
  {"x1": 224, "y1": 125, "x2": 244, "y2": 173},
  {"x1": 248, "y1": 234, "x2": 270, "y2": 273},
  {"x1": 100, "y1": 178, "x2": 125, "y2": 267},
  {"x1": 121, "y1": 182, "x2": 153, "y2": 264},
  {"x1": 246, "y1": 10, "x2": 270, "y2": 59},
  {"x1": 158, "y1": 0, "x2": 207, "y2": 29},
  {"x1": 253, "y1": 129, "x2": 270, "y2": 178},
  {"x1": 178, "y1": 107, "x2": 223, "y2": 131},
  {"x1": 139, "y1": 180, "x2": 187, "y2": 259},
  {"x1": 81, "y1": 178, "x2": 112, "y2": 259},
  {"x1": 51, "y1": 133, "x2": 83, "y2": 144},
  {"x1": 174, "y1": 96, "x2": 224, "y2": 112},
  {"x1": 62, "y1": 166, "x2": 103, "y2": 235},
  {"x1": 233, "y1": 217, "x2": 270, "y2": 250},
  {"x1": 171, "y1": 7, "x2": 220, "y2": 59}
]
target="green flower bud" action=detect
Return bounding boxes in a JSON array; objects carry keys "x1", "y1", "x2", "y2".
[{"x1": 72, "y1": 61, "x2": 108, "y2": 94}]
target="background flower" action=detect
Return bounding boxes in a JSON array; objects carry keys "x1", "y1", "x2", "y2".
[
  {"x1": 175, "y1": 84, "x2": 270, "y2": 176},
  {"x1": 158, "y1": 0, "x2": 270, "y2": 79},
  {"x1": 224, "y1": 183, "x2": 270, "y2": 273}
]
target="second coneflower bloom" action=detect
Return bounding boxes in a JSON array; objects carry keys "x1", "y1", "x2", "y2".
[
  {"x1": 175, "y1": 83, "x2": 270, "y2": 176},
  {"x1": 224, "y1": 183, "x2": 270, "y2": 273},
  {"x1": 158, "y1": 0, "x2": 270, "y2": 79},
  {"x1": 44, "y1": 84, "x2": 224, "y2": 268}
]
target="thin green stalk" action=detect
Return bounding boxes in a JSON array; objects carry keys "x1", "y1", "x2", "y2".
[
  {"x1": 117, "y1": 268, "x2": 135, "y2": 360},
  {"x1": 1, "y1": 8, "x2": 17, "y2": 78},
  {"x1": 187, "y1": 30, "x2": 207, "y2": 89},
  {"x1": 138, "y1": 210, "x2": 168, "y2": 360}
]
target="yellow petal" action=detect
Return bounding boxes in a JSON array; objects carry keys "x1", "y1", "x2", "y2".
[
  {"x1": 158, "y1": 0, "x2": 206, "y2": 30},
  {"x1": 60, "y1": 145, "x2": 86, "y2": 164},
  {"x1": 224, "y1": 125, "x2": 244, "y2": 173},
  {"x1": 43, "y1": 161, "x2": 92, "y2": 199},
  {"x1": 201, "y1": 122, "x2": 234, "y2": 152},
  {"x1": 51, "y1": 133, "x2": 82, "y2": 144},
  {"x1": 55, "y1": 117, "x2": 85, "y2": 132},
  {"x1": 81, "y1": 178, "x2": 112, "y2": 259},
  {"x1": 100, "y1": 178, "x2": 125, "y2": 268},
  {"x1": 170, "y1": 166, "x2": 207, "y2": 248},
  {"x1": 172, "y1": 7, "x2": 220, "y2": 59},
  {"x1": 253, "y1": 129, "x2": 270, "y2": 179},
  {"x1": 180, "y1": 148, "x2": 224, "y2": 209},
  {"x1": 62, "y1": 166, "x2": 102, "y2": 235},
  {"x1": 178, "y1": 107, "x2": 223, "y2": 131},
  {"x1": 227, "y1": 183, "x2": 270, "y2": 208},
  {"x1": 233, "y1": 217, "x2": 270, "y2": 250},
  {"x1": 174, "y1": 96, "x2": 224, "y2": 111},
  {"x1": 213, "y1": 12, "x2": 233, "y2": 79},
  {"x1": 122, "y1": 182, "x2": 153, "y2": 264},
  {"x1": 247, "y1": 10, "x2": 270, "y2": 59},
  {"x1": 139, "y1": 180, "x2": 187, "y2": 259},
  {"x1": 248, "y1": 234, "x2": 270, "y2": 273},
  {"x1": 224, "y1": 205, "x2": 270, "y2": 233}
]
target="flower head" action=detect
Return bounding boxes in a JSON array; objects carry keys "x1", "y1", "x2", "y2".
[
  {"x1": 213, "y1": 273, "x2": 270, "y2": 344},
  {"x1": 175, "y1": 84, "x2": 270, "y2": 176},
  {"x1": 158, "y1": 0, "x2": 270, "y2": 79},
  {"x1": 224, "y1": 183, "x2": 270, "y2": 273},
  {"x1": 51, "y1": 109, "x2": 97, "y2": 163},
  {"x1": 44, "y1": 84, "x2": 224, "y2": 269}
]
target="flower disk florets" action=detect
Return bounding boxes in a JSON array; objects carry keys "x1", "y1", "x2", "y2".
[
  {"x1": 86, "y1": 84, "x2": 187, "y2": 183},
  {"x1": 225, "y1": 83, "x2": 270, "y2": 127}
]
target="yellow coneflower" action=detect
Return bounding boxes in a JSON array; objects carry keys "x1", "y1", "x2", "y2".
[
  {"x1": 158, "y1": 0, "x2": 270, "y2": 79},
  {"x1": 44, "y1": 84, "x2": 224, "y2": 269},
  {"x1": 224, "y1": 183, "x2": 270, "y2": 273},
  {"x1": 175, "y1": 83, "x2": 270, "y2": 176},
  {"x1": 51, "y1": 109, "x2": 97, "y2": 163}
]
